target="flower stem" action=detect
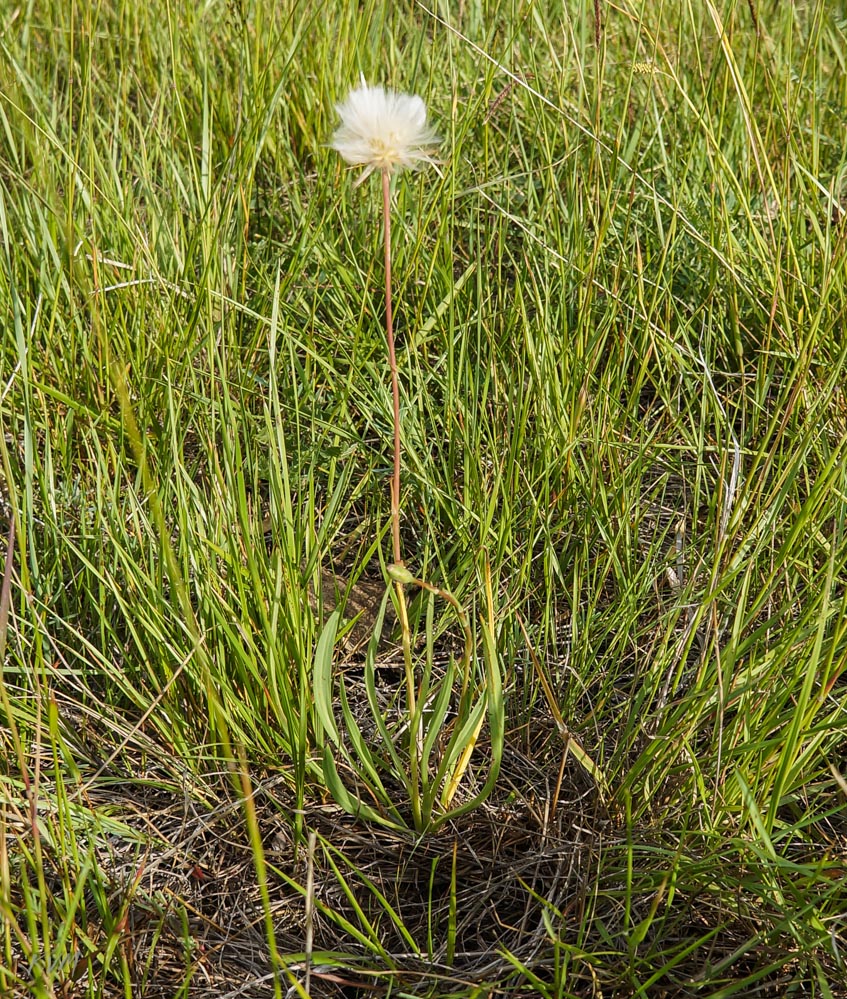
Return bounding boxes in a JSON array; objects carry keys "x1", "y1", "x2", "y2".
[
  {"x1": 381, "y1": 168, "x2": 420, "y2": 827},
  {"x1": 382, "y1": 169, "x2": 403, "y2": 568}
]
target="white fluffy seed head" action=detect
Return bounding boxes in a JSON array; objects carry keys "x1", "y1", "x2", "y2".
[{"x1": 331, "y1": 80, "x2": 440, "y2": 185}]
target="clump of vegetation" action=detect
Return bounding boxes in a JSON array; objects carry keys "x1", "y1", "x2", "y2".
[{"x1": 1, "y1": 1, "x2": 846, "y2": 996}]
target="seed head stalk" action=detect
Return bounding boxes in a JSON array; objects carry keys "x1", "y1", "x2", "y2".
[
  {"x1": 382, "y1": 170, "x2": 402, "y2": 570},
  {"x1": 381, "y1": 168, "x2": 419, "y2": 827}
]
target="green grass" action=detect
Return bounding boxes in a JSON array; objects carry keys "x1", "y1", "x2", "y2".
[{"x1": 2, "y1": 0, "x2": 847, "y2": 995}]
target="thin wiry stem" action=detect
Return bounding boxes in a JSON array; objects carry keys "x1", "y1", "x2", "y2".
[
  {"x1": 382, "y1": 169, "x2": 402, "y2": 568},
  {"x1": 381, "y1": 167, "x2": 420, "y2": 828}
]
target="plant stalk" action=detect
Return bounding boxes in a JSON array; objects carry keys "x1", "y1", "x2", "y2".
[
  {"x1": 381, "y1": 168, "x2": 420, "y2": 827},
  {"x1": 382, "y1": 168, "x2": 403, "y2": 569}
]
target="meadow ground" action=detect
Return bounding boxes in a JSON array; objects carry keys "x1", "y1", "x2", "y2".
[{"x1": 2, "y1": 1, "x2": 847, "y2": 996}]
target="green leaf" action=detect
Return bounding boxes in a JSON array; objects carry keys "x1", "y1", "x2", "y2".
[{"x1": 313, "y1": 610, "x2": 341, "y2": 746}]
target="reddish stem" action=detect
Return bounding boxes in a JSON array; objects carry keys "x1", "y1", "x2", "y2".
[
  {"x1": 382, "y1": 168, "x2": 402, "y2": 566},
  {"x1": 381, "y1": 170, "x2": 418, "y2": 826}
]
